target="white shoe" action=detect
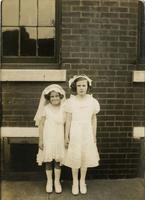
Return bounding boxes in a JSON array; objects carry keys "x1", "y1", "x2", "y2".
[
  {"x1": 54, "y1": 181, "x2": 62, "y2": 193},
  {"x1": 80, "y1": 183, "x2": 87, "y2": 194},
  {"x1": 72, "y1": 183, "x2": 79, "y2": 195},
  {"x1": 46, "y1": 181, "x2": 53, "y2": 193}
]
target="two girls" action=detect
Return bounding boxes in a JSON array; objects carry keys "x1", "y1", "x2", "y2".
[{"x1": 34, "y1": 75, "x2": 100, "y2": 195}]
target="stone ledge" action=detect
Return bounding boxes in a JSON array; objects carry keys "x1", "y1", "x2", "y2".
[
  {"x1": 0, "y1": 69, "x2": 66, "y2": 81},
  {"x1": 1, "y1": 126, "x2": 145, "y2": 139},
  {"x1": 133, "y1": 71, "x2": 145, "y2": 82},
  {"x1": 1, "y1": 127, "x2": 39, "y2": 137},
  {"x1": 133, "y1": 127, "x2": 145, "y2": 139}
]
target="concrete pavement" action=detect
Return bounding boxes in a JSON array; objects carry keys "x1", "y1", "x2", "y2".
[{"x1": 1, "y1": 178, "x2": 145, "y2": 200}]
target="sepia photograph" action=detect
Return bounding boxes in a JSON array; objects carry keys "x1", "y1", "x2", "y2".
[{"x1": 0, "y1": 0, "x2": 145, "y2": 200}]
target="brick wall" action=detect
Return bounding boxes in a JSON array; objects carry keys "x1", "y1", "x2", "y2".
[
  {"x1": 61, "y1": 0, "x2": 144, "y2": 178},
  {"x1": 0, "y1": 2, "x2": 2, "y2": 127},
  {"x1": 0, "y1": 2, "x2": 1, "y2": 64},
  {"x1": 1, "y1": 82, "x2": 67, "y2": 127},
  {"x1": 1, "y1": 0, "x2": 145, "y2": 178}
]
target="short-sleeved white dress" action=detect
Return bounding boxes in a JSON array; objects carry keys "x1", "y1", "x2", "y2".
[
  {"x1": 63, "y1": 94, "x2": 100, "y2": 169},
  {"x1": 37, "y1": 104, "x2": 65, "y2": 165}
]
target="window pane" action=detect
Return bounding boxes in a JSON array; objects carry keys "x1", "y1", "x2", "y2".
[
  {"x1": 38, "y1": 27, "x2": 55, "y2": 56},
  {"x1": 2, "y1": 0, "x2": 58, "y2": 62},
  {"x1": 20, "y1": 0, "x2": 37, "y2": 26},
  {"x1": 2, "y1": 0, "x2": 19, "y2": 26},
  {"x1": 2, "y1": 27, "x2": 19, "y2": 56},
  {"x1": 38, "y1": 0, "x2": 55, "y2": 26},
  {"x1": 20, "y1": 27, "x2": 37, "y2": 56}
]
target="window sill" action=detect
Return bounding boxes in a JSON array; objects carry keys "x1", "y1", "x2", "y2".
[{"x1": 1, "y1": 69, "x2": 66, "y2": 82}]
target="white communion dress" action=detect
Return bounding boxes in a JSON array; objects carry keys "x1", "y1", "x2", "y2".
[
  {"x1": 37, "y1": 104, "x2": 65, "y2": 165},
  {"x1": 63, "y1": 94, "x2": 100, "y2": 169}
]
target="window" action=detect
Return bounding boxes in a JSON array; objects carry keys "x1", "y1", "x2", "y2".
[
  {"x1": 2, "y1": 0, "x2": 60, "y2": 63},
  {"x1": 138, "y1": 0, "x2": 145, "y2": 63}
]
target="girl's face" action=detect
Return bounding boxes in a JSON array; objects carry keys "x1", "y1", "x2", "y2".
[
  {"x1": 76, "y1": 79, "x2": 88, "y2": 96},
  {"x1": 49, "y1": 91, "x2": 61, "y2": 106}
]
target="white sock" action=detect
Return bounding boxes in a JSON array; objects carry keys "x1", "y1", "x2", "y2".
[
  {"x1": 54, "y1": 168, "x2": 61, "y2": 184},
  {"x1": 80, "y1": 168, "x2": 87, "y2": 185},
  {"x1": 46, "y1": 170, "x2": 53, "y2": 193},
  {"x1": 46, "y1": 170, "x2": 52, "y2": 183},
  {"x1": 72, "y1": 168, "x2": 79, "y2": 185}
]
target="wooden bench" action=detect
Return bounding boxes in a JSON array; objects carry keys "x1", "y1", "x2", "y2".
[{"x1": 1, "y1": 127, "x2": 39, "y2": 177}]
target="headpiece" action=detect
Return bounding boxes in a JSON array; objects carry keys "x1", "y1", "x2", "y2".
[
  {"x1": 34, "y1": 84, "x2": 65, "y2": 126},
  {"x1": 69, "y1": 74, "x2": 92, "y2": 88}
]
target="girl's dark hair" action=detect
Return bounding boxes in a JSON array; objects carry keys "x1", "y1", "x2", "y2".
[
  {"x1": 70, "y1": 77, "x2": 91, "y2": 93},
  {"x1": 44, "y1": 91, "x2": 64, "y2": 101}
]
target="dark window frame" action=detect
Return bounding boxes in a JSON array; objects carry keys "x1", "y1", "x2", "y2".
[{"x1": 1, "y1": 0, "x2": 61, "y2": 65}]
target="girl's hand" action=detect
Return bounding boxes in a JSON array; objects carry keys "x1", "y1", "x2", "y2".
[
  {"x1": 39, "y1": 140, "x2": 44, "y2": 150},
  {"x1": 65, "y1": 139, "x2": 69, "y2": 149},
  {"x1": 94, "y1": 138, "x2": 97, "y2": 144}
]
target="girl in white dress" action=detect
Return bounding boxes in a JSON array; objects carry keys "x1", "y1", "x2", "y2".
[
  {"x1": 34, "y1": 84, "x2": 65, "y2": 194},
  {"x1": 63, "y1": 75, "x2": 100, "y2": 195}
]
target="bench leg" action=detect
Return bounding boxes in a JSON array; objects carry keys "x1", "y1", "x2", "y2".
[{"x1": 3, "y1": 137, "x2": 11, "y2": 178}]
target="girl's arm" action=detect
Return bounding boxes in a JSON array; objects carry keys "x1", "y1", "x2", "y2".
[
  {"x1": 38, "y1": 116, "x2": 45, "y2": 150},
  {"x1": 92, "y1": 114, "x2": 97, "y2": 143},
  {"x1": 65, "y1": 112, "x2": 72, "y2": 148}
]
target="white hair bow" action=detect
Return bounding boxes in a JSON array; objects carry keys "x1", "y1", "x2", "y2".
[{"x1": 69, "y1": 75, "x2": 92, "y2": 88}]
